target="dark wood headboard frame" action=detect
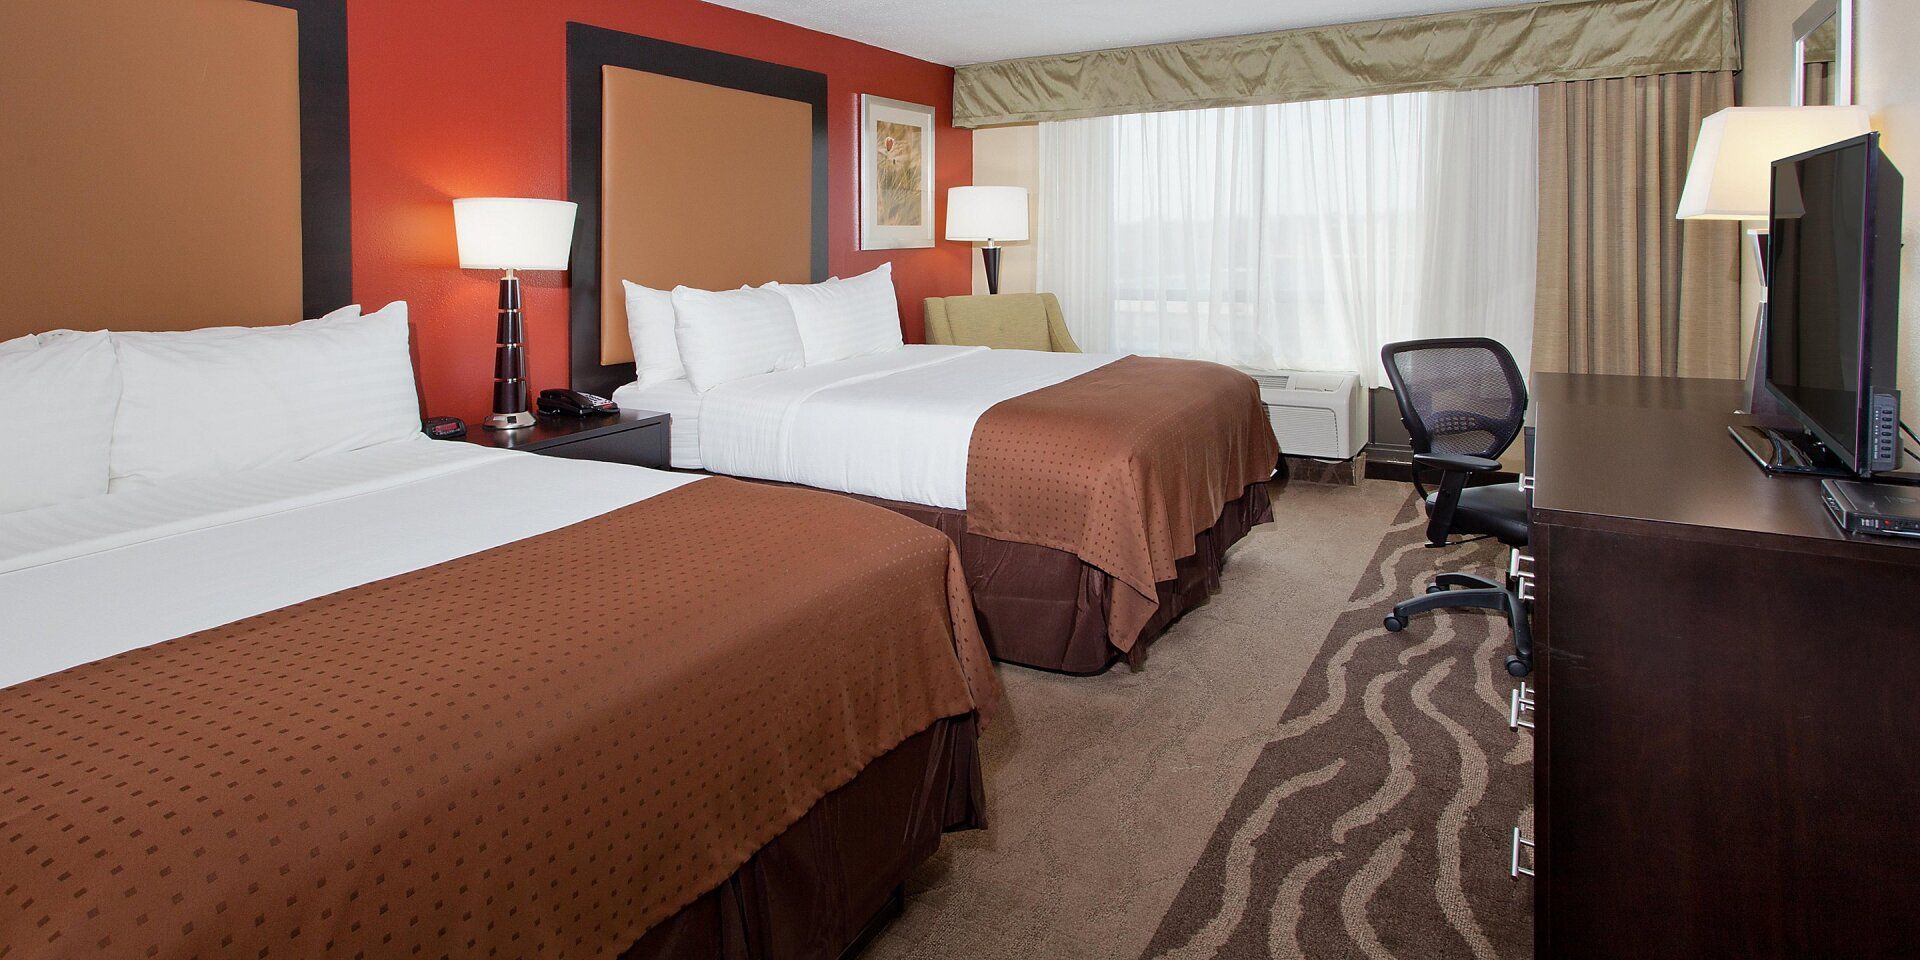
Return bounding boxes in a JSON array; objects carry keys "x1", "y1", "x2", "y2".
[
  {"x1": 257, "y1": 0, "x2": 353, "y2": 318},
  {"x1": 564, "y1": 23, "x2": 829, "y2": 398}
]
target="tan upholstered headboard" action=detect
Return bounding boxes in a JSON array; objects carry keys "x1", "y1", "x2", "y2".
[
  {"x1": 0, "y1": 0, "x2": 349, "y2": 341},
  {"x1": 566, "y1": 24, "x2": 829, "y2": 397},
  {"x1": 596, "y1": 68, "x2": 813, "y2": 366}
]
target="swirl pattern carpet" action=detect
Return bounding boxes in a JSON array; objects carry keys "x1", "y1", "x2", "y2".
[{"x1": 866, "y1": 480, "x2": 1534, "y2": 960}]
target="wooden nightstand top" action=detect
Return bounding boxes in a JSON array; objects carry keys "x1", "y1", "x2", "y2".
[{"x1": 457, "y1": 409, "x2": 669, "y2": 455}]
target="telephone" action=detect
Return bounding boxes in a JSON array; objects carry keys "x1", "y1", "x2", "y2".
[{"x1": 537, "y1": 388, "x2": 619, "y2": 417}]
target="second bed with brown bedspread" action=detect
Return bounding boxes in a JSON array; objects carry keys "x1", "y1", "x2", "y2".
[
  {"x1": 818, "y1": 355, "x2": 1280, "y2": 674},
  {"x1": 966, "y1": 355, "x2": 1280, "y2": 665}
]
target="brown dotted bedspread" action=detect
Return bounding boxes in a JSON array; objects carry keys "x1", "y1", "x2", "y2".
[
  {"x1": 0, "y1": 476, "x2": 997, "y2": 960},
  {"x1": 966, "y1": 355, "x2": 1280, "y2": 653}
]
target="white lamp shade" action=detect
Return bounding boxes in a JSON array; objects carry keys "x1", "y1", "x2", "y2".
[
  {"x1": 1675, "y1": 106, "x2": 1872, "y2": 220},
  {"x1": 945, "y1": 186, "x2": 1029, "y2": 242},
  {"x1": 452, "y1": 197, "x2": 579, "y2": 270}
]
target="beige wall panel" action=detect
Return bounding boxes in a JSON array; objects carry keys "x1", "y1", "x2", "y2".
[
  {"x1": 0, "y1": 0, "x2": 304, "y2": 339},
  {"x1": 600, "y1": 67, "x2": 813, "y2": 365}
]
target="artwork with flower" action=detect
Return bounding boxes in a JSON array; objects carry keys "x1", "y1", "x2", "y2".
[
  {"x1": 875, "y1": 121, "x2": 924, "y2": 226},
  {"x1": 859, "y1": 95, "x2": 936, "y2": 249}
]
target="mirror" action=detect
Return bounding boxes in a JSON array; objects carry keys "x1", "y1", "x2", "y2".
[{"x1": 1793, "y1": 0, "x2": 1851, "y2": 106}]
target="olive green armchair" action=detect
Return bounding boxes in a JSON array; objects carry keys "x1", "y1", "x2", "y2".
[{"x1": 922, "y1": 293, "x2": 1081, "y2": 353}]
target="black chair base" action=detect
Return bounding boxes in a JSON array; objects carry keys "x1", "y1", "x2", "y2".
[{"x1": 1384, "y1": 574, "x2": 1533, "y2": 677}]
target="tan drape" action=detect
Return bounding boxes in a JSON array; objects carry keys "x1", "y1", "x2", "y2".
[
  {"x1": 953, "y1": 0, "x2": 1740, "y2": 128},
  {"x1": 1533, "y1": 71, "x2": 1742, "y2": 378}
]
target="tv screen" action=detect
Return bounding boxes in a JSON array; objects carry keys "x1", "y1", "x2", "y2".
[
  {"x1": 1765, "y1": 131, "x2": 1902, "y2": 475},
  {"x1": 1766, "y1": 139, "x2": 1870, "y2": 462}
]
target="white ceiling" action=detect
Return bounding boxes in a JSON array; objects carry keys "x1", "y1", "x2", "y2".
[{"x1": 705, "y1": 0, "x2": 1541, "y2": 66}]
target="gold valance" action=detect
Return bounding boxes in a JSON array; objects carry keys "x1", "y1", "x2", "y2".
[{"x1": 952, "y1": 0, "x2": 1741, "y2": 128}]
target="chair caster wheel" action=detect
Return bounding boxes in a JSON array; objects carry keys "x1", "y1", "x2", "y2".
[
  {"x1": 1505, "y1": 655, "x2": 1531, "y2": 678},
  {"x1": 1384, "y1": 615, "x2": 1408, "y2": 632},
  {"x1": 1427, "y1": 583, "x2": 1447, "y2": 594}
]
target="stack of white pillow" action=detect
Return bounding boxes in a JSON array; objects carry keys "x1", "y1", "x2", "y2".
[
  {"x1": 3, "y1": 261, "x2": 911, "y2": 514},
  {"x1": 1, "y1": 303, "x2": 421, "y2": 515},
  {"x1": 622, "y1": 262, "x2": 905, "y2": 393}
]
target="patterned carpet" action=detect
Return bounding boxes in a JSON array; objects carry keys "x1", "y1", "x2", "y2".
[
  {"x1": 1139, "y1": 494, "x2": 1532, "y2": 960},
  {"x1": 865, "y1": 481, "x2": 1534, "y2": 960}
]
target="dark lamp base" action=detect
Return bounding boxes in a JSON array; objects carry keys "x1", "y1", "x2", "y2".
[{"x1": 485, "y1": 410, "x2": 538, "y2": 431}]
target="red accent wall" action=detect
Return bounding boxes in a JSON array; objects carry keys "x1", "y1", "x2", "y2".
[{"x1": 348, "y1": 0, "x2": 973, "y2": 421}]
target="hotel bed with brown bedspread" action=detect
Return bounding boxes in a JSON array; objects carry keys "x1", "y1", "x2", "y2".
[
  {"x1": 950, "y1": 355, "x2": 1278, "y2": 671},
  {"x1": 0, "y1": 471, "x2": 998, "y2": 960},
  {"x1": 704, "y1": 355, "x2": 1280, "y2": 674},
  {"x1": 569, "y1": 25, "x2": 1278, "y2": 675}
]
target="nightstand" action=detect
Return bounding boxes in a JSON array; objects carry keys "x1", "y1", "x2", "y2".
[{"x1": 457, "y1": 409, "x2": 671, "y2": 469}]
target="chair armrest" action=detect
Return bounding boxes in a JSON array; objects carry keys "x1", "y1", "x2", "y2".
[
  {"x1": 1041, "y1": 293, "x2": 1081, "y2": 352},
  {"x1": 1413, "y1": 452, "x2": 1502, "y2": 473}
]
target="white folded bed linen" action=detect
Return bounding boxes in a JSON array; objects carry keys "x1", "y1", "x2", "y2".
[
  {"x1": 697, "y1": 344, "x2": 1116, "y2": 509},
  {"x1": 0, "y1": 437, "x2": 699, "y2": 689},
  {"x1": 612, "y1": 377, "x2": 707, "y2": 469}
]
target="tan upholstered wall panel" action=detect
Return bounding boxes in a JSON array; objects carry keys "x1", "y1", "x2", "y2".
[
  {"x1": 599, "y1": 66, "x2": 813, "y2": 365},
  {"x1": 0, "y1": 0, "x2": 303, "y2": 340}
]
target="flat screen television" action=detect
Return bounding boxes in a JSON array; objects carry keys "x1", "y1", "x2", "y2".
[{"x1": 1761, "y1": 132, "x2": 1904, "y2": 476}]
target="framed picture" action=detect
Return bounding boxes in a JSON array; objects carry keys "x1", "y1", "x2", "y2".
[{"x1": 859, "y1": 95, "x2": 936, "y2": 250}]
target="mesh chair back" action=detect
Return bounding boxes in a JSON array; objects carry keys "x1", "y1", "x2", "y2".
[{"x1": 1381, "y1": 338, "x2": 1527, "y2": 460}]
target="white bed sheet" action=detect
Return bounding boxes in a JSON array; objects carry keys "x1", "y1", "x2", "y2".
[
  {"x1": 0, "y1": 437, "x2": 701, "y2": 689},
  {"x1": 698, "y1": 344, "x2": 1114, "y2": 509},
  {"x1": 612, "y1": 377, "x2": 707, "y2": 469}
]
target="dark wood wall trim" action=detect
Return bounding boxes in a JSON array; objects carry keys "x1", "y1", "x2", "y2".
[
  {"x1": 565, "y1": 22, "x2": 830, "y2": 397},
  {"x1": 257, "y1": 0, "x2": 352, "y2": 318}
]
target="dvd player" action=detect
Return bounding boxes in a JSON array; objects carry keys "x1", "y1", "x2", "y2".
[{"x1": 1821, "y1": 478, "x2": 1920, "y2": 539}]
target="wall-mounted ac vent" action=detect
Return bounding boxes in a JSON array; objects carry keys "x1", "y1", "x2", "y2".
[{"x1": 1237, "y1": 368, "x2": 1366, "y2": 460}]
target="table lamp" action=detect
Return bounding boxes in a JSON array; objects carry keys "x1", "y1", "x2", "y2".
[
  {"x1": 946, "y1": 186, "x2": 1029, "y2": 294},
  {"x1": 1677, "y1": 106, "x2": 1870, "y2": 220},
  {"x1": 453, "y1": 197, "x2": 578, "y2": 430},
  {"x1": 1675, "y1": 106, "x2": 1869, "y2": 419}
]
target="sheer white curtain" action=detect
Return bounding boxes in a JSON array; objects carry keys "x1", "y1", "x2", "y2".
[{"x1": 1037, "y1": 86, "x2": 1538, "y2": 386}]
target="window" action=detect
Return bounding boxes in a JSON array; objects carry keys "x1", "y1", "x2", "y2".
[{"x1": 1038, "y1": 87, "x2": 1538, "y2": 385}]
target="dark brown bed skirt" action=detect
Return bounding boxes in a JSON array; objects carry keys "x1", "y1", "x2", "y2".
[
  {"x1": 717, "y1": 474, "x2": 1273, "y2": 673},
  {"x1": 621, "y1": 714, "x2": 983, "y2": 960},
  {"x1": 852, "y1": 481, "x2": 1273, "y2": 674}
]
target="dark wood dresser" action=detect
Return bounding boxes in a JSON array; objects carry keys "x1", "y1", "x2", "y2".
[{"x1": 1525, "y1": 373, "x2": 1920, "y2": 959}]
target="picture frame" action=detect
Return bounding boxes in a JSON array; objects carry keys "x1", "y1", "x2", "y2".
[{"x1": 859, "y1": 94, "x2": 936, "y2": 250}]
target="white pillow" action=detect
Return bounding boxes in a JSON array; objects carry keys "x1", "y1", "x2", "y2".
[
  {"x1": 118, "y1": 304, "x2": 364, "y2": 345},
  {"x1": 772, "y1": 263, "x2": 905, "y2": 365},
  {"x1": 109, "y1": 302, "x2": 421, "y2": 488},
  {"x1": 621, "y1": 280, "x2": 687, "y2": 388},
  {"x1": 1, "y1": 331, "x2": 121, "y2": 513},
  {"x1": 302, "y1": 303, "x2": 364, "y2": 327},
  {"x1": 671, "y1": 285, "x2": 805, "y2": 392},
  {"x1": 1, "y1": 328, "x2": 99, "y2": 353}
]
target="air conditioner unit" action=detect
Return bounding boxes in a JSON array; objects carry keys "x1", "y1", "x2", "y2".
[{"x1": 1238, "y1": 369, "x2": 1366, "y2": 460}]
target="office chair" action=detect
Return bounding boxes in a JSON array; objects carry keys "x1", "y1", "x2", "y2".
[{"x1": 1379, "y1": 338, "x2": 1533, "y2": 677}]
